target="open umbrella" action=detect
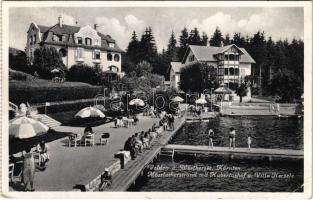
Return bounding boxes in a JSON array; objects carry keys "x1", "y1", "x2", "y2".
[
  {"x1": 214, "y1": 86, "x2": 233, "y2": 94},
  {"x1": 171, "y1": 96, "x2": 184, "y2": 102},
  {"x1": 75, "y1": 106, "x2": 105, "y2": 118},
  {"x1": 9, "y1": 116, "x2": 49, "y2": 139},
  {"x1": 129, "y1": 98, "x2": 145, "y2": 106},
  {"x1": 195, "y1": 99, "x2": 207, "y2": 104}
]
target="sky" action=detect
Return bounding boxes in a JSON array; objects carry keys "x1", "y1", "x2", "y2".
[{"x1": 9, "y1": 7, "x2": 304, "y2": 52}]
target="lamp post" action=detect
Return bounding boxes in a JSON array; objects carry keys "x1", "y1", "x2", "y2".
[{"x1": 126, "y1": 94, "x2": 130, "y2": 114}]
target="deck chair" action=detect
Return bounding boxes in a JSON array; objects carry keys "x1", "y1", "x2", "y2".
[
  {"x1": 84, "y1": 134, "x2": 94, "y2": 146},
  {"x1": 100, "y1": 133, "x2": 110, "y2": 145},
  {"x1": 9, "y1": 163, "x2": 14, "y2": 182}
]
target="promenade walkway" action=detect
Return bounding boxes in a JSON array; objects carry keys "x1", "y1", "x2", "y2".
[
  {"x1": 10, "y1": 115, "x2": 160, "y2": 191},
  {"x1": 109, "y1": 116, "x2": 186, "y2": 191}
]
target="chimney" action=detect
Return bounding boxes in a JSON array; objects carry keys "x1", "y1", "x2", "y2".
[
  {"x1": 58, "y1": 15, "x2": 63, "y2": 27},
  {"x1": 94, "y1": 24, "x2": 98, "y2": 31},
  {"x1": 220, "y1": 41, "x2": 224, "y2": 47}
]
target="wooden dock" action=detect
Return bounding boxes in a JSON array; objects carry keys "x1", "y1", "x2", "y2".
[
  {"x1": 162, "y1": 144, "x2": 304, "y2": 159},
  {"x1": 108, "y1": 117, "x2": 186, "y2": 191}
]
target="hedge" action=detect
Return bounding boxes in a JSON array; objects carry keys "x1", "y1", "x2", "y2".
[{"x1": 10, "y1": 81, "x2": 102, "y2": 104}]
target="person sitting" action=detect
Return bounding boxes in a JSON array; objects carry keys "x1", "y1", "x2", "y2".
[
  {"x1": 151, "y1": 123, "x2": 157, "y2": 132},
  {"x1": 124, "y1": 137, "x2": 132, "y2": 151},
  {"x1": 84, "y1": 125, "x2": 93, "y2": 135},
  {"x1": 134, "y1": 133, "x2": 143, "y2": 153},
  {"x1": 36, "y1": 141, "x2": 49, "y2": 166},
  {"x1": 99, "y1": 169, "x2": 112, "y2": 191},
  {"x1": 143, "y1": 132, "x2": 151, "y2": 149},
  {"x1": 133, "y1": 115, "x2": 139, "y2": 125},
  {"x1": 130, "y1": 135, "x2": 137, "y2": 159}
]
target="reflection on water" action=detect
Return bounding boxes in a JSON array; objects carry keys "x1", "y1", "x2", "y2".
[{"x1": 131, "y1": 117, "x2": 303, "y2": 192}]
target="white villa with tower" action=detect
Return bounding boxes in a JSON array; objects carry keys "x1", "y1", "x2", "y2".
[
  {"x1": 169, "y1": 44, "x2": 255, "y2": 90},
  {"x1": 25, "y1": 15, "x2": 124, "y2": 77}
]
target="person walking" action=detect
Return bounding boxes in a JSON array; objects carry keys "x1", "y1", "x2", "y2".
[
  {"x1": 229, "y1": 127, "x2": 236, "y2": 149},
  {"x1": 22, "y1": 146, "x2": 35, "y2": 191},
  {"x1": 208, "y1": 129, "x2": 214, "y2": 148}
]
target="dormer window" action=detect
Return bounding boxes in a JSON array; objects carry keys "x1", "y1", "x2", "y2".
[
  {"x1": 109, "y1": 43, "x2": 114, "y2": 48},
  {"x1": 77, "y1": 37, "x2": 83, "y2": 44},
  {"x1": 85, "y1": 37, "x2": 92, "y2": 46}
]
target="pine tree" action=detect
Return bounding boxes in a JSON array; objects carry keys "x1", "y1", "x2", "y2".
[
  {"x1": 201, "y1": 32, "x2": 208, "y2": 46},
  {"x1": 166, "y1": 31, "x2": 178, "y2": 62},
  {"x1": 188, "y1": 28, "x2": 201, "y2": 45},
  {"x1": 126, "y1": 31, "x2": 140, "y2": 63},
  {"x1": 138, "y1": 27, "x2": 157, "y2": 63},
  {"x1": 232, "y1": 32, "x2": 246, "y2": 47},
  {"x1": 224, "y1": 33, "x2": 231, "y2": 45},
  {"x1": 209, "y1": 27, "x2": 224, "y2": 47},
  {"x1": 178, "y1": 27, "x2": 189, "y2": 61}
]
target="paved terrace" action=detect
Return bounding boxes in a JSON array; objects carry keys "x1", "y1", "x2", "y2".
[{"x1": 10, "y1": 115, "x2": 160, "y2": 191}]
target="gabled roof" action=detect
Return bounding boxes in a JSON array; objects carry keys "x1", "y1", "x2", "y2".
[
  {"x1": 44, "y1": 24, "x2": 80, "y2": 35},
  {"x1": 170, "y1": 62, "x2": 184, "y2": 73},
  {"x1": 97, "y1": 32, "x2": 115, "y2": 43},
  {"x1": 184, "y1": 44, "x2": 255, "y2": 64},
  {"x1": 215, "y1": 44, "x2": 244, "y2": 54},
  {"x1": 34, "y1": 23, "x2": 124, "y2": 53},
  {"x1": 38, "y1": 25, "x2": 51, "y2": 33}
]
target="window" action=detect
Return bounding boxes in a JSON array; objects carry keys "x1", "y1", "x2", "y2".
[
  {"x1": 109, "y1": 65, "x2": 119, "y2": 72},
  {"x1": 109, "y1": 43, "x2": 114, "y2": 48},
  {"x1": 94, "y1": 39, "x2": 100, "y2": 46},
  {"x1": 107, "y1": 53, "x2": 112, "y2": 61},
  {"x1": 189, "y1": 55, "x2": 195, "y2": 62},
  {"x1": 76, "y1": 48, "x2": 84, "y2": 58},
  {"x1": 59, "y1": 48, "x2": 67, "y2": 57},
  {"x1": 62, "y1": 35, "x2": 66, "y2": 42},
  {"x1": 30, "y1": 36, "x2": 33, "y2": 45},
  {"x1": 224, "y1": 68, "x2": 228, "y2": 75},
  {"x1": 218, "y1": 68, "x2": 225, "y2": 76},
  {"x1": 235, "y1": 68, "x2": 239, "y2": 75},
  {"x1": 229, "y1": 68, "x2": 234, "y2": 75},
  {"x1": 114, "y1": 54, "x2": 120, "y2": 62},
  {"x1": 229, "y1": 54, "x2": 235, "y2": 61},
  {"x1": 77, "y1": 37, "x2": 83, "y2": 44},
  {"x1": 85, "y1": 37, "x2": 92, "y2": 46},
  {"x1": 33, "y1": 34, "x2": 36, "y2": 44},
  {"x1": 94, "y1": 50, "x2": 101, "y2": 59}
]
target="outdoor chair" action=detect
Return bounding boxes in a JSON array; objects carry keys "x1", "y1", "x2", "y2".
[
  {"x1": 84, "y1": 134, "x2": 95, "y2": 146},
  {"x1": 9, "y1": 163, "x2": 14, "y2": 182},
  {"x1": 100, "y1": 133, "x2": 110, "y2": 145},
  {"x1": 68, "y1": 134, "x2": 80, "y2": 147}
]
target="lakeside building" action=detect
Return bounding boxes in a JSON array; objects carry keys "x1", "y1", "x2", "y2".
[
  {"x1": 169, "y1": 44, "x2": 255, "y2": 89},
  {"x1": 25, "y1": 16, "x2": 124, "y2": 77}
]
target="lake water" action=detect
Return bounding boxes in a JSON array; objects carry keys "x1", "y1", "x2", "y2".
[{"x1": 131, "y1": 117, "x2": 303, "y2": 192}]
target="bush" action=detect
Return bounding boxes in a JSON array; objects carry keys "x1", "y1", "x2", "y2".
[
  {"x1": 9, "y1": 81, "x2": 102, "y2": 104},
  {"x1": 9, "y1": 70, "x2": 27, "y2": 81},
  {"x1": 67, "y1": 64, "x2": 101, "y2": 85}
]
